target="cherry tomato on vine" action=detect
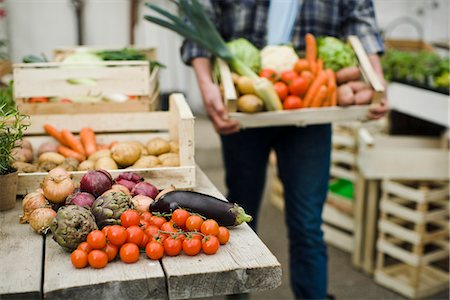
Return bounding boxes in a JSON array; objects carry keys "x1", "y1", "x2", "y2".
[
  {"x1": 259, "y1": 68, "x2": 278, "y2": 82},
  {"x1": 126, "y1": 225, "x2": 145, "y2": 245},
  {"x1": 140, "y1": 211, "x2": 152, "y2": 223},
  {"x1": 200, "y1": 219, "x2": 219, "y2": 236},
  {"x1": 77, "y1": 241, "x2": 92, "y2": 253},
  {"x1": 182, "y1": 238, "x2": 202, "y2": 256},
  {"x1": 185, "y1": 215, "x2": 204, "y2": 231},
  {"x1": 120, "y1": 210, "x2": 140, "y2": 228},
  {"x1": 88, "y1": 250, "x2": 108, "y2": 269},
  {"x1": 283, "y1": 95, "x2": 303, "y2": 110},
  {"x1": 107, "y1": 225, "x2": 128, "y2": 246},
  {"x1": 217, "y1": 226, "x2": 230, "y2": 245},
  {"x1": 71, "y1": 249, "x2": 88, "y2": 269},
  {"x1": 288, "y1": 77, "x2": 308, "y2": 96},
  {"x1": 280, "y1": 70, "x2": 298, "y2": 85},
  {"x1": 163, "y1": 237, "x2": 182, "y2": 256},
  {"x1": 171, "y1": 208, "x2": 190, "y2": 228},
  {"x1": 161, "y1": 221, "x2": 177, "y2": 233},
  {"x1": 103, "y1": 243, "x2": 118, "y2": 262},
  {"x1": 273, "y1": 81, "x2": 289, "y2": 101},
  {"x1": 102, "y1": 225, "x2": 111, "y2": 236},
  {"x1": 146, "y1": 240, "x2": 164, "y2": 260},
  {"x1": 120, "y1": 243, "x2": 140, "y2": 263},
  {"x1": 202, "y1": 235, "x2": 220, "y2": 255},
  {"x1": 150, "y1": 215, "x2": 167, "y2": 229},
  {"x1": 87, "y1": 230, "x2": 107, "y2": 249},
  {"x1": 140, "y1": 233, "x2": 150, "y2": 248}
]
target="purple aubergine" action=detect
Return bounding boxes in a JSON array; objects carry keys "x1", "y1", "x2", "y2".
[{"x1": 150, "y1": 190, "x2": 252, "y2": 227}]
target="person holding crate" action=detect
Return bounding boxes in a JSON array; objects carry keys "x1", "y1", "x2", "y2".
[{"x1": 180, "y1": 0, "x2": 388, "y2": 299}]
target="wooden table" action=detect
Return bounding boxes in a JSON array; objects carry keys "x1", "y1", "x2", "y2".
[{"x1": 0, "y1": 168, "x2": 282, "y2": 299}]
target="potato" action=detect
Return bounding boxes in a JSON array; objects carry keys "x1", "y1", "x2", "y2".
[
  {"x1": 95, "y1": 157, "x2": 118, "y2": 170},
  {"x1": 37, "y1": 142, "x2": 59, "y2": 157},
  {"x1": 78, "y1": 160, "x2": 95, "y2": 171},
  {"x1": 236, "y1": 76, "x2": 255, "y2": 95},
  {"x1": 355, "y1": 89, "x2": 374, "y2": 105},
  {"x1": 128, "y1": 141, "x2": 147, "y2": 154},
  {"x1": 162, "y1": 156, "x2": 180, "y2": 167},
  {"x1": 336, "y1": 66, "x2": 361, "y2": 84},
  {"x1": 347, "y1": 81, "x2": 372, "y2": 93},
  {"x1": 231, "y1": 72, "x2": 240, "y2": 85},
  {"x1": 111, "y1": 142, "x2": 141, "y2": 167},
  {"x1": 169, "y1": 141, "x2": 179, "y2": 153},
  {"x1": 337, "y1": 84, "x2": 355, "y2": 106},
  {"x1": 38, "y1": 161, "x2": 59, "y2": 172},
  {"x1": 38, "y1": 152, "x2": 65, "y2": 165},
  {"x1": 58, "y1": 157, "x2": 79, "y2": 171},
  {"x1": 132, "y1": 156, "x2": 160, "y2": 168},
  {"x1": 12, "y1": 147, "x2": 33, "y2": 163},
  {"x1": 88, "y1": 149, "x2": 111, "y2": 162},
  {"x1": 158, "y1": 152, "x2": 178, "y2": 162},
  {"x1": 147, "y1": 138, "x2": 171, "y2": 156},
  {"x1": 12, "y1": 161, "x2": 38, "y2": 173},
  {"x1": 237, "y1": 94, "x2": 264, "y2": 113}
]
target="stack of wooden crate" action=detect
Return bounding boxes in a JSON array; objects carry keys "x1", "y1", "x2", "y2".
[{"x1": 375, "y1": 179, "x2": 449, "y2": 299}]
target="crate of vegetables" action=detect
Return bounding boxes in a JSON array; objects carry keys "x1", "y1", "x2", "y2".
[
  {"x1": 218, "y1": 35, "x2": 385, "y2": 128},
  {"x1": 13, "y1": 53, "x2": 159, "y2": 115},
  {"x1": 13, "y1": 93, "x2": 195, "y2": 195}
]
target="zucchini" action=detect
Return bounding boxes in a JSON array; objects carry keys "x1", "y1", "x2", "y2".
[{"x1": 150, "y1": 190, "x2": 252, "y2": 227}]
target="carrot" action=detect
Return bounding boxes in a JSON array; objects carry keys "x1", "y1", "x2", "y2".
[
  {"x1": 43, "y1": 124, "x2": 67, "y2": 146},
  {"x1": 305, "y1": 33, "x2": 317, "y2": 63},
  {"x1": 61, "y1": 129, "x2": 85, "y2": 156},
  {"x1": 80, "y1": 127, "x2": 97, "y2": 156},
  {"x1": 58, "y1": 145, "x2": 86, "y2": 162},
  {"x1": 310, "y1": 85, "x2": 328, "y2": 107},
  {"x1": 325, "y1": 69, "x2": 337, "y2": 106},
  {"x1": 303, "y1": 71, "x2": 328, "y2": 107},
  {"x1": 317, "y1": 59, "x2": 324, "y2": 74},
  {"x1": 96, "y1": 144, "x2": 109, "y2": 150},
  {"x1": 331, "y1": 89, "x2": 337, "y2": 106}
]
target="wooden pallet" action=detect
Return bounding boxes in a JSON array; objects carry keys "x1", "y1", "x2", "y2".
[
  {"x1": 17, "y1": 93, "x2": 195, "y2": 195},
  {"x1": 375, "y1": 179, "x2": 449, "y2": 299}
]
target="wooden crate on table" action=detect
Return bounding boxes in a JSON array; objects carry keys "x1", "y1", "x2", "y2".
[
  {"x1": 218, "y1": 36, "x2": 384, "y2": 129},
  {"x1": 375, "y1": 179, "x2": 449, "y2": 299},
  {"x1": 13, "y1": 60, "x2": 159, "y2": 115},
  {"x1": 17, "y1": 93, "x2": 195, "y2": 195}
]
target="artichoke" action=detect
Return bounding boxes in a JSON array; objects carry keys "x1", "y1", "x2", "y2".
[
  {"x1": 91, "y1": 191, "x2": 134, "y2": 229},
  {"x1": 50, "y1": 205, "x2": 98, "y2": 252}
]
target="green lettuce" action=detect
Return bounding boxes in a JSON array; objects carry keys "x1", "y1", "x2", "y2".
[
  {"x1": 317, "y1": 36, "x2": 357, "y2": 72},
  {"x1": 226, "y1": 38, "x2": 261, "y2": 73}
]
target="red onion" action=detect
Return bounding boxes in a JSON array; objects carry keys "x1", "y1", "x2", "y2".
[
  {"x1": 80, "y1": 169, "x2": 113, "y2": 198},
  {"x1": 115, "y1": 178, "x2": 136, "y2": 191},
  {"x1": 66, "y1": 191, "x2": 96, "y2": 207},
  {"x1": 116, "y1": 172, "x2": 143, "y2": 183},
  {"x1": 131, "y1": 182, "x2": 158, "y2": 199}
]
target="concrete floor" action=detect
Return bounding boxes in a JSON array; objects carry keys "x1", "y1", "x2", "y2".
[{"x1": 193, "y1": 116, "x2": 449, "y2": 300}]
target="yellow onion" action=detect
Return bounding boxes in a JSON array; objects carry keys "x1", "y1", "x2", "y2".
[
  {"x1": 41, "y1": 168, "x2": 75, "y2": 204},
  {"x1": 131, "y1": 195, "x2": 153, "y2": 213},
  {"x1": 20, "y1": 191, "x2": 50, "y2": 224},
  {"x1": 29, "y1": 207, "x2": 56, "y2": 234}
]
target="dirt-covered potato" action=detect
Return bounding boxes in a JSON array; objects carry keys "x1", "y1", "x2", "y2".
[
  {"x1": 78, "y1": 160, "x2": 95, "y2": 171},
  {"x1": 111, "y1": 142, "x2": 141, "y2": 167},
  {"x1": 169, "y1": 141, "x2": 179, "y2": 153},
  {"x1": 147, "y1": 138, "x2": 171, "y2": 156},
  {"x1": 95, "y1": 157, "x2": 118, "y2": 170},
  {"x1": 12, "y1": 161, "x2": 38, "y2": 173},
  {"x1": 12, "y1": 147, "x2": 33, "y2": 163},
  {"x1": 132, "y1": 156, "x2": 160, "y2": 168},
  {"x1": 38, "y1": 152, "x2": 65, "y2": 165},
  {"x1": 38, "y1": 161, "x2": 59, "y2": 172},
  {"x1": 88, "y1": 149, "x2": 111, "y2": 162},
  {"x1": 58, "y1": 157, "x2": 80, "y2": 171},
  {"x1": 158, "y1": 153, "x2": 179, "y2": 167}
]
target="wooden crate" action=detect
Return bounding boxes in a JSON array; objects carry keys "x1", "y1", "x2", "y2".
[
  {"x1": 218, "y1": 36, "x2": 385, "y2": 128},
  {"x1": 13, "y1": 60, "x2": 159, "y2": 115},
  {"x1": 375, "y1": 179, "x2": 449, "y2": 299},
  {"x1": 17, "y1": 93, "x2": 195, "y2": 195}
]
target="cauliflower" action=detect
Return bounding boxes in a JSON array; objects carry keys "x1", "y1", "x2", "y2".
[{"x1": 260, "y1": 45, "x2": 299, "y2": 75}]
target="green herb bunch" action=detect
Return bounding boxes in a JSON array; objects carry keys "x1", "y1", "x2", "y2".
[{"x1": 0, "y1": 84, "x2": 30, "y2": 175}]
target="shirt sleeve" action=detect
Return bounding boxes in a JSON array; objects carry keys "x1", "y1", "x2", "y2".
[
  {"x1": 180, "y1": 0, "x2": 217, "y2": 65},
  {"x1": 341, "y1": 0, "x2": 384, "y2": 55}
]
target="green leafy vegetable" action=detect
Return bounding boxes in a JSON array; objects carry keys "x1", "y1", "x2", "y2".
[
  {"x1": 226, "y1": 38, "x2": 261, "y2": 73},
  {"x1": 317, "y1": 36, "x2": 357, "y2": 72}
]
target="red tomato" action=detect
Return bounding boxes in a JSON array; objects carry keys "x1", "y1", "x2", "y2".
[
  {"x1": 273, "y1": 81, "x2": 289, "y2": 101},
  {"x1": 107, "y1": 225, "x2": 128, "y2": 246},
  {"x1": 217, "y1": 226, "x2": 230, "y2": 245},
  {"x1": 103, "y1": 243, "x2": 118, "y2": 262},
  {"x1": 294, "y1": 59, "x2": 310, "y2": 74},
  {"x1": 283, "y1": 95, "x2": 303, "y2": 110},
  {"x1": 87, "y1": 230, "x2": 107, "y2": 250},
  {"x1": 202, "y1": 235, "x2": 220, "y2": 255},
  {"x1": 77, "y1": 242, "x2": 92, "y2": 253},
  {"x1": 140, "y1": 233, "x2": 150, "y2": 248},
  {"x1": 182, "y1": 238, "x2": 202, "y2": 256},
  {"x1": 145, "y1": 240, "x2": 164, "y2": 260},
  {"x1": 88, "y1": 250, "x2": 108, "y2": 269},
  {"x1": 120, "y1": 210, "x2": 141, "y2": 228},
  {"x1": 140, "y1": 211, "x2": 152, "y2": 223},
  {"x1": 259, "y1": 68, "x2": 278, "y2": 82},
  {"x1": 120, "y1": 243, "x2": 140, "y2": 263},
  {"x1": 200, "y1": 219, "x2": 220, "y2": 236},
  {"x1": 101, "y1": 225, "x2": 111, "y2": 236},
  {"x1": 150, "y1": 215, "x2": 167, "y2": 229},
  {"x1": 171, "y1": 208, "x2": 190, "y2": 228},
  {"x1": 280, "y1": 70, "x2": 298, "y2": 85},
  {"x1": 71, "y1": 249, "x2": 88, "y2": 269},
  {"x1": 289, "y1": 77, "x2": 308, "y2": 96},
  {"x1": 144, "y1": 225, "x2": 160, "y2": 240},
  {"x1": 185, "y1": 215, "x2": 204, "y2": 231},
  {"x1": 126, "y1": 225, "x2": 145, "y2": 245},
  {"x1": 161, "y1": 221, "x2": 177, "y2": 233},
  {"x1": 163, "y1": 237, "x2": 182, "y2": 256}
]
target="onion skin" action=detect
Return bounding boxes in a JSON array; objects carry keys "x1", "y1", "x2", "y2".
[
  {"x1": 79, "y1": 169, "x2": 113, "y2": 198},
  {"x1": 20, "y1": 191, "x2": 50, "y2": 224},
  {"x1": 29, "y1": 207, "x2": 57, "y2": 234},
  {"x1": 41, "y1": 168, "x2": 75, "y2": 204},
  {"x1": 65, "y1": 192, "x2": 96, "y2": 207},
  {"x1": 115, "y1": 178, "x2": 136, "y2": 191},
  {"x1": 131, "y1": 195, "x2": 154, "y2": 213},
  {"x1": 131, "y1": 182, "x2": 158, "y2": 199}
]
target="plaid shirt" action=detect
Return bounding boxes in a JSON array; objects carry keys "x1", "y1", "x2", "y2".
[{"x1": 181, "y1": 0, "x2": 384, "y2": 64}]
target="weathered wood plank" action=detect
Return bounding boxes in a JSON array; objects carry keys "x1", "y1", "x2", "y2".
[
  {"x1": 0, "y1": 200, "x2": 44, "y2": 298},
  {"x1": 43, "y1": 237, "x2": 166, "y2": 300},
  {"x1": 162, "y1": 169, "x2": 282, "y2": 299}
]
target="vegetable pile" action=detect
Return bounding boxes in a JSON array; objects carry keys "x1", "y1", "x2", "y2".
[
  {"x1": 20, "y1": 168, "x2": 251, "y2": 269},
  {"x1": 13, "y1": 124, "x2": 180, "y2": 174}
]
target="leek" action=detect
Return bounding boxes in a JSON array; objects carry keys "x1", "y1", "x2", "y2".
[{"x1": 144, "y1": 0, "x2": 282, "y2": 111}]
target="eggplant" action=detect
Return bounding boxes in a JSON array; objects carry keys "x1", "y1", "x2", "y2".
[{"x1": 150, "y1": 190, "x2": 252, "y2": 227}]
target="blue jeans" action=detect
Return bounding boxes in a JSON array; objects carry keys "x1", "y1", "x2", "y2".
[{"x1": 220, "y1": 124, "x2": 331, "y2": 299}]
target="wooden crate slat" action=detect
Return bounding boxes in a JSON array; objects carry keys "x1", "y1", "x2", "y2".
[
  {"x1": 377, "y1": 239, "x2": 420, "y2": 266},
  {"x1": 382, "y1": 180, "x2": 449, "y2": 203},
  {"x1": 378, "y1": 219, "x2": 421, "y2": 244},
  {"x1": 330, "y1": 166, "x2": 356, "y2": 182},
  {"x1": 327, "y1": 192, "x2": 354, "y2": 216},
  {"x1": 322, "y1": 224, "x2": 354, "y2": 253},
  {"x1": 323, "y1": 203, "x2": 354, "y2": 232},
  {"x1": 380, "y1": 198, "x2": 424, "y2": 223},
  {"x1": 0, "y1": 202, "x2": 44, "y2": 298},
  {"x1": 332, "y1": 134, "x2": 356, "y2": 148},
  {"x1": 331, "y1": 151, "x2": 356, "y2": 166}
]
